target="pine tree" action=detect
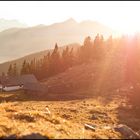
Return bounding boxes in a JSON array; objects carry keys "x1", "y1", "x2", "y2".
[
  {"x1": 92, "y1": 34, "x2": 104, "y2": 61},
  {"x1": 21, "y1": 60, "x2": 28, "y2": 75},
  {"x1": 13, "y1": 63, "x2": 18, "y2": 76},
  {"x1": 78, "y1": 36, "x2": 92, "y2": 63},
  {"x1": 40, "y1": 52, "x2": 51, "y2": 78},
  {"x1": 83, "y1": 36, "x2": 92, "y2": 61},
  {"x1": 62, "y1": 46, "x2": 69, "y2": 70},
  {"x1": 1, "y1": 72, "x2": 5, "y2": 77},
  {"x1": 69, "y1": 47, "x2": 75, "y2": 67},
  {"x1": 62, "y1": 46, "x2": 75, "y2": 71},
  {"x1": 7, "y1": 64, "x2": 13, "y2": 76},
  {"x1": 49, "y1": 43, "x2": 61, "y2": 75}
]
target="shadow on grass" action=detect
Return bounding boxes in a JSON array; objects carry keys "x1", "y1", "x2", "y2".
[
  {"x1": 0, "y1": 89, "x2": 95, "y2": 102},
  {"x1": 115, "y1": 97, "x2": 140, "y2": 132},
  {"x1": 0, "y1": 87, "x2": 116, "y2": 103}
]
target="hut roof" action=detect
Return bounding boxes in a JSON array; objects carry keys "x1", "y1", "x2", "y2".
[
  {"x1": 23, "y1": 82, "x2": 47, "y2": 93},
  {"x1": 0, "y1": 74, "x2": 38, "y2": 86},
  {"x1": 19, "y1": 74, "x2": 38, "y2": 84}
]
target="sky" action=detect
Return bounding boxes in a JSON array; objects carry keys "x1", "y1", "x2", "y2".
[{"x1": 0, "y1": 1, "x2": 140, "y2": 34}]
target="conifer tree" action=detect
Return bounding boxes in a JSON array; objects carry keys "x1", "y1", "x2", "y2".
[
  {"x1": 7, "y1": 64, "x2": 13, "y2": 76},
  {"x1": 62, "y1": 46, "x2": 69, "y2": 70},
  {"x1": 21, "y1": 60, "x2": 28, "y2": 75},
  {"x1": 50, "y1": 43, "x2": 61, "y2": 75},
  {"x1": 2, "y1": 72, "x2": 5, "y2": 77},
  {"x1": 30, "y1": 59, "x2": 36, "y2": 74},
  {"x1": 78, "y1": 36, "x2": 92, "y2": 63},
  {"x1": 13, "y1": 63, "x2": 18, "y2": 76}
]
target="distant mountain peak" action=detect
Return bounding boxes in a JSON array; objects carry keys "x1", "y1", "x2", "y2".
[{"x1": 63, "y1": 18, "x2": 77, "y2": 24}]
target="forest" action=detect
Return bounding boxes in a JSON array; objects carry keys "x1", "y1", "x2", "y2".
[{"x1": 4, "y1": 33, "x2": 140, "y2": 111}]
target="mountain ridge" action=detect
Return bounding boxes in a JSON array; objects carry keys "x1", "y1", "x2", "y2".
[{"x1": 0, "y1": 18, "x2": 117, "y2": 64}]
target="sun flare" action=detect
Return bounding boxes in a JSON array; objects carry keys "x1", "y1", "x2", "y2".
[{"x1": 0, "y1": 1, "x2": 140, "y2": 36}]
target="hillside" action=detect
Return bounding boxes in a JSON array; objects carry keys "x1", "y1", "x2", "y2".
[
  {"x1": 0, "y1": 18, "x2": 115, "y2": 63},
  {"x1": 0, "y1": 43, "x2": 80, "y2": 75},
  {"x1": 0, "y1": 76, "x2": 140, "y2": 139},
  {"x1": 42, "y1": 58, "x2": 123, "y2": 97},
  {"x1": 0, "y1": 55, "x2": 140, "y2": 139}
]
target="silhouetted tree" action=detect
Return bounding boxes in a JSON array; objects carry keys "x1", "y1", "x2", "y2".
[
  {"x1": 92, "y1": 34, "x2": 105, "y2": 60},
  {"x1": 49, "y1": 43, "x2": 61, "y2": 75},
  {"x1": 1, "y1": 72, "x2": 5, "y2": 77},
  {"x1": 61, "y1": 46, "x2": 75, "y2": 71},
  {"x1": 7, "y1": 64, "x2": 13, "y2": 76},
  {"x1": 78, "y1": 36, "x2": 92, "y2": 63},
  {"x1": 20, "y1": 60, "x2": 29, "y2": 75},
  {"x1": 13, "y1": 63, "x2": 18, "y2": 76}
]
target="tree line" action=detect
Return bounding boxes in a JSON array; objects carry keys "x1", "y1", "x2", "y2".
[
  {"x1": 5, "y1": 33, "x2": 140, "y2": 85},
  {"x1": 3, "y1": 33, "x2": 140, "y2": 111},
  {"x1": 6, "y1": 43, "x2": 76, "y2": 80}
]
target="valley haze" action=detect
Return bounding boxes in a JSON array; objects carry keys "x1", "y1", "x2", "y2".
[{"x1": 0, "y1": 18, "x2": 117, "y2": 64}]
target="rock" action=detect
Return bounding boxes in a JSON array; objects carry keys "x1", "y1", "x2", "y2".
[
  {"x1": 103, "y1": 126, "x2": 112, "y2": 130},
  {"x1": 21, "y1": 133, "x2": 49, "y2": 139},
  {"x1": 91, "y1": 112, "x2": 108, "y2": 120},
  {"x1": 45, "y1": 107, "x2": 51, "y2": 114},
  {"x1": 114, "y1": 124, "x2": 140, "y2": 139},
  {"x1": 62, "y1": 114, "x2": 71, "y2": 119},
  {"x1": 91, "y1": 114, "x2": 98, "y2": 120},
  {"x1": 1, "y1": 133, "x2": 49, "y2": 139},
  {"x1": 13, "y1": 114, "x2": 35, "y2": 122},
  {"x1": 84, "y1": 123, "x2": 96, "y2": 131},
  {"x1": 2, "y1": 134, "x2": 17, "y2": 139}
]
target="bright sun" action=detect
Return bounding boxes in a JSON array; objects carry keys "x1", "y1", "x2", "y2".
[{"x1": 0, "y1": 1, "x2": 140, "y2": 36}]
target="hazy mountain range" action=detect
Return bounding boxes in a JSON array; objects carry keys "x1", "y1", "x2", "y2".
[
  {"x1": 0, "y1": 18, "x2": 117, "y2": 64},
  {"x1": 0, "y1": 18, "x2": 27, "y2": 32}
]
